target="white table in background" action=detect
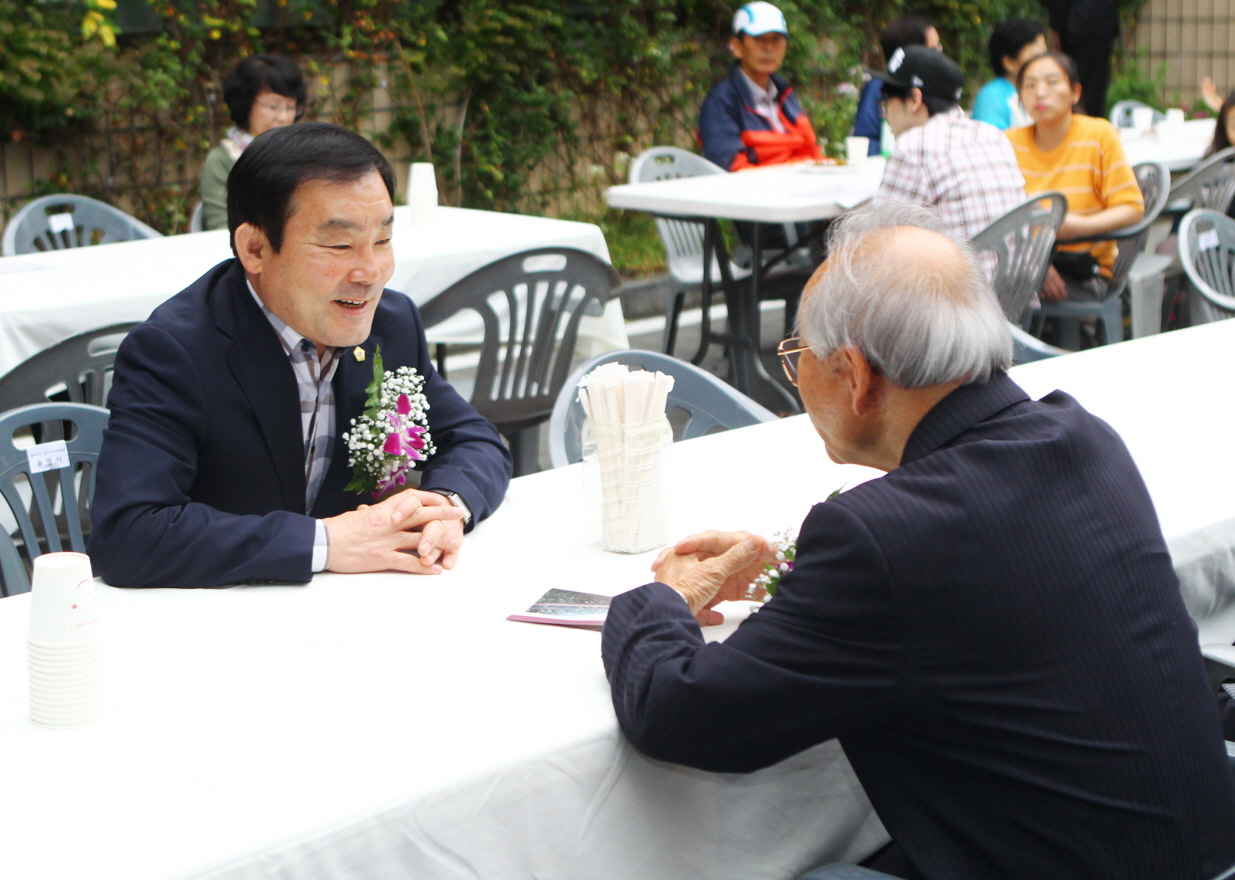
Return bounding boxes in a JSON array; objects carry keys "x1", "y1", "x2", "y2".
[
  {"x1": 1009, "y1": 319, "x2": 1235, "y2": 630},
  {"x1": 1120, "y1": 118, "x2": 1216, "y2": 172},
  {"x1": 0, "y1": 416, "x2": 890, "y2": 880},
  {"x1": 606, "y1": 160, "x2": 884, "y2": 405},
  {"x1": 0, "y1": 206, "x2": 627, "y2": 376}
]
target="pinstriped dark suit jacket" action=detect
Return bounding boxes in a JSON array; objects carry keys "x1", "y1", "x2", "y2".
[{"x1": 603, "y1": 373, "x2": 1235, "y2": 880}]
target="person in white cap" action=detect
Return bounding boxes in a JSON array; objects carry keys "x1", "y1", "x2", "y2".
[{"x1": 698, "y1": 2, "x2": 823, "y2": 172}]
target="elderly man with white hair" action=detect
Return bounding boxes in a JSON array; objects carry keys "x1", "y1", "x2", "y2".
[{"x1": 601, "y1": 203, "x2": 1235, "y2": 880}]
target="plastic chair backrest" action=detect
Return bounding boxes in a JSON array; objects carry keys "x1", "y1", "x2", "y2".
[
  {"x1": 418, "y1": 248, "x2": 620, "y2": 433},
  {"x1": 0, "y1": 323, "x2": 138, "y2": 413},
  {"x1": 1179, "y1": 208, "x2": 1235, "y2": 321},
  {"x1": 547, "y1": 349, "x2": 777, "y2": 468},
  {"x1": 628, "y1": 147, "x2": 733, "y2": 285},
  {"x1": 189, "y1": 202, "x2": 206, "y2": 233},
  {"x1": 1106, "y1": 162, "x2": 1172, "y2": 298},
  {"x1": 0, "y1": 403, "x2": 110, "y2": 596},
  {"x1": 970, "y1": 192, "x2": 1067, "y2": 321},
  {"x1": 2, "y1": 194, "x2": 162, "y2": 256},
  {"x1": 1109, "y1": 100, "x2": 1166, "y2": 128},
  {"x1": 1009, "y1": 322, "x2": 1067, "y2": 363},
  {"x1": 1166, "y1": 146, "x2": 1235, "y2": 217}
]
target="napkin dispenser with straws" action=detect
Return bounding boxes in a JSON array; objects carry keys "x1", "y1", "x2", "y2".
[{"x1": 577, "y1": 363, "x2": 675, "y2": 553}]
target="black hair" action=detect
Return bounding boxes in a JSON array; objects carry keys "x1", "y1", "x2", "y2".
[
  {"x1": 227, "y1": 122, "x2": 396, "y2": 254},
  {"x1": 1016, "y1": 51, "x2": 1080, "y2": 91},
  {"x1": 223, "y1": 54, "x2": 308, "y2": 131},
  {"x1": 1207, "y1": 90, "x2": 1235, "y2": 158},
  {"x1": 880, "y1": 84, "x2": 955, "y2": 118},
  {"x1": 988, "y1": 18, "x2": 1047, "y2": 78},
  {"x1": 879, "y1": 14, "x2": 934, "y2": 63}
]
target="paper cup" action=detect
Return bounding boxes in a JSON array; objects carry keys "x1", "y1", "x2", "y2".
[
  {"x1": 1132, "y1": 106, "x2": 1155, "y2": 132},
  {"x1": 28, "y1": 665, "x2": 104, "y2": 684},
  {"x1": 30, "y1": 708, "x2": 103, "y2": 729},
  {"x1": 28, "y1": 681, "x2": 102, "y2": 705},
  {"x1": 27, "y1": 553, "x2": 98, "y2": 645},
  {"x1": 845, "y1": 136, "x2": 869, "y2": 165},
  {"x1": 408, "y1": 162, "x2": 438, "y2": 225},
  {"x1": 27, "y1": 640, "x2": 103, "y2": 660}
]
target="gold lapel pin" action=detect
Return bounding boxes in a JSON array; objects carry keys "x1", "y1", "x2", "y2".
[{"x1": 353, "y1": 347, "x2": 366, "y2": 362}]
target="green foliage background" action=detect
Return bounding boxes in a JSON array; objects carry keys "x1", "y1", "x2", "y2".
[{"x1": 0, "y1": 0, "x2": 1152, "y2": 264}]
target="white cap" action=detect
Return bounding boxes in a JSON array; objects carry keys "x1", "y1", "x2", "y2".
[{"x1": 733, "y1": 2, "x2": 788, "y2": 37}]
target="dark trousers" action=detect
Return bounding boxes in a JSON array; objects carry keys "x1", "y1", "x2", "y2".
[{"x1": 1060, "y1": 30, "x2": 1115, "y2": 118}]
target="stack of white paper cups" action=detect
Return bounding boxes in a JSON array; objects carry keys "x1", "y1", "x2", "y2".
[
  {"x1": 407, "y1": 162, "x2": 438, "y2": 225},
  {"x1": 27, "y1": 552, "x2": 103, "y2": 729}
]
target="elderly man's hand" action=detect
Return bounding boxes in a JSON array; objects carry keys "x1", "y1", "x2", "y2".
[
  {"x1": 323, "y1": 490, "x2": 465, "y2": 575},
  {"x1": 651, "y1": 531, "x2": 771, "y2": 625},
  {"x1": 1041, "y1": 265, "x2": 1068, "y2": 302}
]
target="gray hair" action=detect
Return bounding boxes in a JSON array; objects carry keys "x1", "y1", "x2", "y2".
[{"x1": 798, "y1": 202, "x2": 1012, "y2": 388}]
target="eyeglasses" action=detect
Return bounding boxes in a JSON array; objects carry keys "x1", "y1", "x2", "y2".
[
  {"x1": 255, "y1": 98, "x2": 300, "y2": 116},
  {"x1": 777, "y1": 336, "x2": 811, "y2": 386}
]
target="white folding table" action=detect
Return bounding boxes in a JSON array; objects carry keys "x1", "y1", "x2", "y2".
[
  {"x1": 606, "y1": 161, "x2": 884, "y2": 406},
  {"x1": 3, "y1": 320, "x2": 1235, "y2": 879},
  {"x1": 0, "y1": 415, "x2": 891, "y2": 880},
  {"x1": 1120, "y1": 118, "x2": 1216, "y2": 172},
  {"x1": 0, "y1": 206, "x2": 628, "y2": 376}
]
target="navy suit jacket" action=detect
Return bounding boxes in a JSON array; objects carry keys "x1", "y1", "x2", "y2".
[
  {"x1": 87, "y1": 260, "x2": 512, "y2": 589},
  {"x1": 603, "y1": 374, "x2": 1235, "y2": 880}
]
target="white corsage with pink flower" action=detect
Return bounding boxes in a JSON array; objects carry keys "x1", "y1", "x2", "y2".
[{"x1": 343, "y1": 347, "x2": 437, "y2": 497}]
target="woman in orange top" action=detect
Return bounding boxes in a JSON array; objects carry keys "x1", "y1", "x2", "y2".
[{"x1": 1006, "y1": 52, "x2": 1144, "y2": 302}]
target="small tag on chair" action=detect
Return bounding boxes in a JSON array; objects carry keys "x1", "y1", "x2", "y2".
[
  {"x1": 1199, "y1": 229, "x2": 1221, "y2": 251},
  {"x1": 47, "y1": 212, "x2": 74, "y2": 234},
  {"x1": 27, "y1": 440, "x2": 69, "y2": 474}
]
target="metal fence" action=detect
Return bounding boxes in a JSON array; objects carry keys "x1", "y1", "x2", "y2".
[{"x1": 1132, "y1": 0, "x2": 1235, "y2": 108}]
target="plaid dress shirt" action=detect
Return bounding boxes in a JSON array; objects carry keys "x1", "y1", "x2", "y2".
[
  {"x1": 874, "y1": 107, "x2": 1026, "y2": 241},
  {"x1": 248, "y1": 286, "x2": 339, "y2": 515}
]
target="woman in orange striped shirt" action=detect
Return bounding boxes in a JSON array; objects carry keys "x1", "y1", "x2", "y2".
[{"x1": 1006, "y1": 52, "x2": 1144, "y2": 302}]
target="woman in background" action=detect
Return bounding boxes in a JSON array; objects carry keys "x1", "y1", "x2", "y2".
[
  {"x1": 1006, "y1": 51, "x2": 1143, "y2": 303},
  {"x1": 1203, "y1": 87, "x2": 1235, "y2": 159},
  {"x1": 198, "y1": 54, "x2": 306, "y2": 230}
]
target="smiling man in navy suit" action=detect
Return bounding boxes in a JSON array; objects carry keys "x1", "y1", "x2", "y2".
[
  {"x1": 88, "y1": 123, "x2": 511, "y2": 589},
  {"x1": 602, "y1": 203, "x2": 1235, "y2": 880}
]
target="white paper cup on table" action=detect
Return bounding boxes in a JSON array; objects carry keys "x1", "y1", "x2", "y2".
[
  {"x1": 407, "y1": 162, "x2": 438, "y2": 225},
  {"x1": 27, "y1": 552, "x2": 103, "y2": 729},
  {"x1": 1160, "y1": 108, "x2": 1186, "y2": 140},
  {"x1": 586, "y1": 417, "x2": 672, "y2": 554},
  {"x1": 844, "y1": 137, "x2": 869, "y2": 165},
  {"x1": 1132, "y1": 106, "x2": 1155, "y2": 133}
]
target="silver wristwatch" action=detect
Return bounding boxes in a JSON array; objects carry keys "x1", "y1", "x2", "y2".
[{"x1": 429, "y1": 490, "x2": 472, "y2": 525}]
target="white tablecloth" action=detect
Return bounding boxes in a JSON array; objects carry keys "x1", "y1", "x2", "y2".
[
  {"x1": 1120, "y1": 118, "x2": 1216, "y2": 172},
  {"x1": 0, "y1": 206, "x2": 628, "y2": 375},
  {"x1": 5, "y1": 319, "x2": 1235, "y2": 877},
  {"x1": 1009, "y1": 320, "x2": 1235, "y2": 625},
  {"x1": 605, "y1": 160, "x2": 884, "y2": 224},
  {"x1": 0, "y1": 416, "x2": 889, "y2": 880}
]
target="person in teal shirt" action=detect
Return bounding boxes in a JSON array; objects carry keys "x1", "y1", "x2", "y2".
[{"x1": 972, "y1": 18, "x2": 1047, "y2": 130}]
